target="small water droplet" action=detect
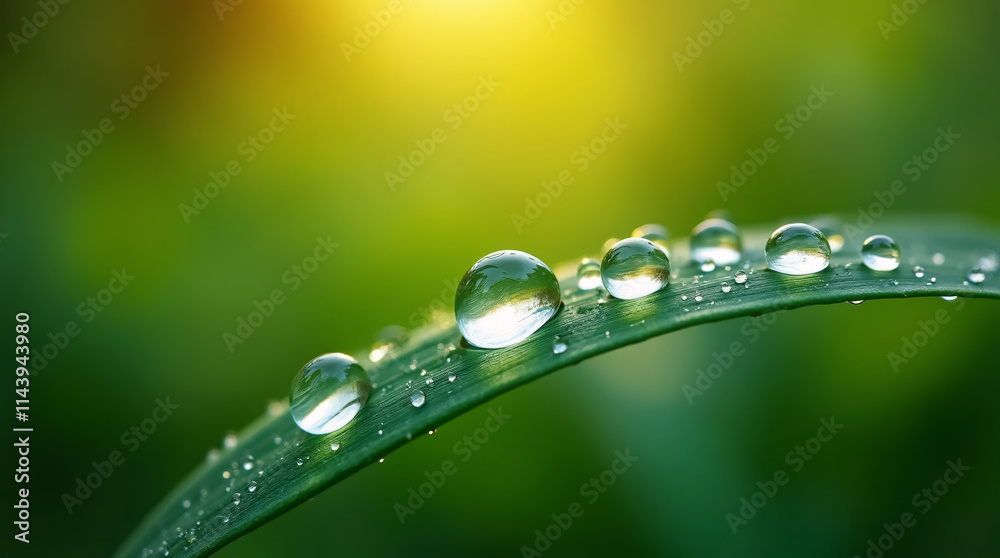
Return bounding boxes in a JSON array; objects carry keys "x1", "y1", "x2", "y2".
[
  {"x1": 604, "y1": 331, "x2": 611, "y2": 338},
  {"x1": 681, "y1": 295, "x2": 688, "y2": 301},
  {"x1": 411, "y1": 390, "x2": 426, "y2": 407},
  {"x1": 425, "y1": 377, "x2": 434, "y2": 385},
  {"x1": 379, "y1": 457, "x2": 386, "y2": 463},
  {"x1": 941, "y1": 295, "x2": 958, "y2": 301},
  {"x1": 378, "y1": 429, "x2": 383, "y2": 435},
  {"x1": 553, "y1": 341, "x2": 568, "y2": 354},
  {"x1": 930, "y1": 277, "x2": 937, "y2": 283},
  {"x1": 223, "y1": 433, "x2": 237, "y2": 450},
  {"x1": 273, "y1": 436, "x2": 282, "y2": 445},
  {"x1": 861, "y1": 235, "x2": 900, "y2": 271},
  {"x1": 847, "y1": 300, "x2": 864, "y2": 305},
  {"x1": 721, "y1": 282, "x2": 731, "y2": 293},
  {"x1": 700, "y1": 260, "x2": 716, "y2": 272},
  {"x1": 694, "y1": 295, "x2": 703, "y2": 302},
  {"x1": 448, "y1": 374, "x2": 456, "y2": 382},
  {"x1": 913, "y1": 266, "x2": 925, "y2": 278},
  {"x1": 222, "y1": 517, "x2": 230, "y2": 524},
  {"x1": 889, "y1": 279, "x2": 899, "y2": 286},
  {"x1": 222, "y1": 471, "x2": 230, "y2": 479},
  {"x1": 420, "y1": 369, "x2": 426, "y2": 376},
  {"x1": 691, "y1": 218, "x2": 742, "y2": 265},
  {"x1": 764, "y1": 223, "x2": 831, "y2": 275},
  {"x1": 242, "y1": 457, "x2": 254, "y2": 471},
  {"x1": 456, "y1": 250, "x2": 560, "y2": 348},
  {"x1": 968, "y1": 268, "x2": 986, "y2": 284},
  {"x1": 631, "y1": 223, "x2": 671, "y2": 254},
  {"x1": 331, "y1": 442, "x2": 340, "y2": 451},
  {"x1": 296, "y1": 458, "x2": 304, "y2": 466},
  {"x1": 932, "y1": 253, "x2": 945, "y2": 265},
  {"x1": 182, "y1": 500, "x2": 191, "y2": 509},
  {"x1": 232, "y1": 493, "x2": 241, "y2": 505},
  {"x1": 734, "y1": 271, "x2": 747, "y2": 284},
  {"x1": 601, "y1": 238, "x2": 671, "y2": 300},
  {"x1": 576, "y1": 258, "x2": 603, "y2": 290},
  {"x1": 248, "y1": 481, "x2": 257, "y2": 493},
  {"x1": 290, "y1": 353, "x2": 371, "y2": 435}
]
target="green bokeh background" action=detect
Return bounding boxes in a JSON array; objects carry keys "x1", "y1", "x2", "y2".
[{"x1": 3, "y1": 0, "x2": 999, "y2": 556}]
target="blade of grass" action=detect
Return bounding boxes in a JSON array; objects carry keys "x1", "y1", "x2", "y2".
[{"x1": 115, "y1": 216, "x2": 999, "y2": 557}]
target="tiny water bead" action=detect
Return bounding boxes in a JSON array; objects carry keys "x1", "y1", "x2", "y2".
[
  {"x1": 721, "y1": 282, "x2": 731, "y2": 293},
  {"x1": 600, "y1": 238, "x2": 671, "y2": 300},
  {"x1": 455, "y1": 250, "x2": 561, "y2": 349},
  {"x1": 290, "y1": 353, "x2": 371, "y2": 435},
  {"x1": 576, "y1": 258, "x2": 603, "y2": 290},
  {"x1": 914, "y1": 266, "x2": 925, "y2": 278},
  {"x1": 553, "y1": 341, "x2": 568, "y2": 354},
  {"x1": 734, "y1": 270, "x2": 747, "y2": 284},
  {"x1": 410, "y1": 390, "x2": 426, "y2": 408},
  {"x1": 968, "y1": 268, "x2": 986, "y2": 284},
  {"x1": 764, "y1": 223, "x2": 831, "y2": 275},
  {"x1": 941, "y1": 295, "x2": 958, "y2": 301},
  {"x1": 690, "y1": 218, "x2": 742, "y2": 266},
  {"x1": 631, "y1": 223, "x2": 670, "y2": 253},
  {"x1": 861, "y1": 235, "x2": 900, "y2": 271}
]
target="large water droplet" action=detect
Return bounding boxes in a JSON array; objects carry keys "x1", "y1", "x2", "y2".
[
  {"x1": 411, "y1": 390, "x2": 426, "y2": 407},
  {"x1": 690, "y1": 218, "x2": 742, "y2": 265},
  {"x1": 861, "y1": 235, "x2": 901, "y2": 271},
  {"x1": 455, "y1": 250, "x2": 560, "y2": 349},
  {"x1": 967, "y1": 268, "x2": 986, "y2": 284},
  {"x1": 631, "y1": 223, "x2": 670, "y2": 254},
  {"x1": 290, "y1": 353, "x2": 371, "y2": 435},
  {"x1": 764, "y1": 223, "x2": 831, "y2": 275},
  {"x1": 576, "y1": 258, "x2": 602, "y2": 290},
  {"x1": 600, "y1": 238, "x2": 671, "y2": 300}
]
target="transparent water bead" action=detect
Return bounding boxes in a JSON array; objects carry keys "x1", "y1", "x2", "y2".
[
  {"x1": 553, "y1": 341, "x2": 568, "y2": 354},
  {"x1": 410, "y1": 390, "x2": 426, "y2": 408},
  {"x1": 368, "y1": 325, "x2": 409, "y2": 363},
  {"x1": 810, "y1": 216, "x2": 844, "y2": 254},
  {"x1": 576, "y1": 258, "x2": 603, "y2": 290},
  {"x1": 631, "y1": 223, "x2": 670, "y2": 253},
  {"x1": 765, "y1": 223, "x2": 831, "y2": 275},
  {"x1": 721, "y1": 282, "x2": 731, "y2": 293},
  {"x1": 734, "y1": 270, "x2": 747, "y2": 284},
  {"x1": 690, "y1": 218, "x2": 742, "y2": 266},
  {"x1": 967, "y1": 268, "x2": 986, "y2": 284},
  {"x1": 941, "y1": 295, "x2": 958, "y2": 301},
  {"x1": 455, "y1": 250, "x2": 561, "y2": 349},
  {"x1": 600, "y1": 238, "x2": 671, "y2": 300},
  {"x1": 861, "y1": 235, "x2": 900, "y2": 271},
  {"x1": 913, "y1": 266, "x2": 925, "y2": 278},
  {"x1": 290, "y1": 353, "x2": 371, "y2": 435}
]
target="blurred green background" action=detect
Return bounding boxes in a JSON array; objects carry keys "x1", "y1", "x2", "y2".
[{"x1": 2, "y1": 0, "x2": 999, "y2": 556}]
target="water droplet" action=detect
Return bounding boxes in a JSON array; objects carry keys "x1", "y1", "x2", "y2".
[
  {"x1": 242, "y1": 457, "x2": 254, "y2": 471},
  {"x1": 861, "y1": 235, "x2": 901, "y2": 271},
  {"x1": 978, "y1": 252, "x2": 998, "y2": 273},
  {"x1": 223, "y1": 433, "x2": 237, "y2": 450},
  {"x1": 379, "y1": 457, "x2": 386, "y2": 463},
  {"x1": 734, "y1": 270, "x2": 747, "y2": 284},
  {"x1": 681, "y1": 295, "x2": 688, "y2": 301},
  {"x1": 222, "y1": 517, "x2": 230, "y2": 524},
  {"x1": 368, "y1": 325, "x2": 409, "y2": 363},
  {"x1": 968, "y1": 268, "x2": 986, "y2": 284},
  {"x1": 448, "y1": 374, "x2": 456, "y2": 382},
  {"x1": 721, "y1": 282, "x2": 731, "y2": 293},
  {"x1": 553, "y1": 341, "x2": 568, "y2": 354},
  {"x1": 266, "y1": 400, "x2": 284, "y2": 417},
  {"x1": 232, "y1": 493, "x2": 241, "y2": 505},
  {"x1": 913, "y1": 266, "x2": 925, "y2": 278},
  {"x1": 290, "y1": 353, "x2": 371, "y2": 435},
  {"x1": 847, "y1": 300, "x2": 864, "y2": 305},
  {"x1": 378, "y1": 429, "x2": 383, "y2": 435},
  {"x1": 411, "y1": 390, "x2": 426, "y2": 407},
  {"x1": 222, "y1": 471, "x2": 230, "y2": 479},
  {"x1": 694, "y1": 295, "x2": 703, "y2": 302},
  {"x1": 273, "y1": 436, "x2": 282, "y2": 445},
  {"x1": 425, "y1": 377, "x2": 434, "y2": 385},
  {"x1": 331, "y1": 442, "x2": 340, "y2": 451},
  {"x1": 600, "y1": 238, "x2": 671, "y2": 300},
  {"x1": 690, "y1": 218, "x2": 742, "y2": 266},
  {"x1": 930, "y1": 277, "x2": 937, "y2": 283},
  {"x1": 604, "y1": 330, "x2": 611, "y2": 338},
  {"x1": 941, "y1": 295, "x2": 958, "y2": 301},
  {"x1": 631, "y1": 223, "x2": 670, "y2": 254},
  {"x1": 248, "y1": 481, "x2": 257, "y2": 493},
  {"x1": 810, "y1": 217, "x2": 844, "y2": 254},
  {"x1": 296, "y1": 458, "x2": 304, "y2": 466},
  {"x1": 932, "y1": 253, "x2": 945, "y2": 265},
  {"x1": 455, "y1": 250, "x2": 560, "y2": 349},
  {"x1": 182, "y1": 500, "x2": 191, "y2": 509},
  {"x1": 764, "y1": 223, "x2": 831, "y2": 275}
]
